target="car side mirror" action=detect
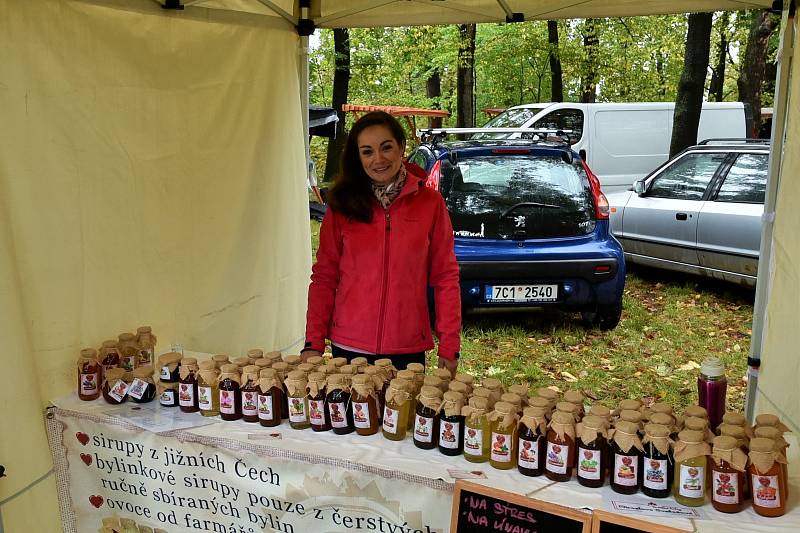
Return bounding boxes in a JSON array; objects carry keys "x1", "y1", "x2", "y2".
[{"x1": 633, "y1": 180, "x2": 646, "y2": 196}]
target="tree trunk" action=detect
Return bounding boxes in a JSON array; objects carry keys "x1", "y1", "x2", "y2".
[
  {"x1": 548, "y1": 20, "x2": 563, "y2": 102},
  {"x1": 737, "y1": 10, "x2": 780, "y2": 135},
  {"x1": 457, "y1": 24, "x2": 476, "y2": 128},
  {"x1": 669, "y1": 13, "x2": 713, "y2": 157},
  {"x1": 426, "y1": 69, "x2": 442, "y2": 128},
  {"x1": 324, "y1": 28, "x2": 350, "y2": 182},
  {"x1": 708, "y1": 12, "x2": 730, "y2": 102},
  {"x1": 580, "y1": 19, "x2": 599, "y2": 103}
]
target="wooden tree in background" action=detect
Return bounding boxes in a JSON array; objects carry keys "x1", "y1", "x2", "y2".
[
  {"x1": 580, "y1": 19, "x2": 599, "y2": 103},
  {"x1": 324, "y1": 28, "x2": 350, "y2": 182},
  {"x1": 457, "y1": 24, "x2": 476, "y2": 127},
  {"x1": 708, "y1": 12, "x2": 731, "y2": 102},
  {"x1": 548, "y1": 20, "x2": 564, "y2": 102},
  {"x1": 738, "y1": 9, "x2": 780, "y2": 134}
]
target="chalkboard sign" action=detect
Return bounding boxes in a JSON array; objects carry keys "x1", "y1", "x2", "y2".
[
  {"x1": 450, "y1": 480, "x2": 591, "y2": 533},
  {"x1": 591, "y1": 510, "x2": 687, "y2": 533}
]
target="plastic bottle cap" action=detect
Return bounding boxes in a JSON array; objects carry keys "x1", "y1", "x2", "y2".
[{"x1": 700, "y1": 357, "x2": 725, "y2": 377}]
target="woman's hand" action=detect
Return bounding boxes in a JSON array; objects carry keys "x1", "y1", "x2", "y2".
[
  {"x1": 437, "y1": 356, "x2": 458, "y2": 379},
  {"x1": 301, "y1": 349, "x2": 323, "y2": 362}
]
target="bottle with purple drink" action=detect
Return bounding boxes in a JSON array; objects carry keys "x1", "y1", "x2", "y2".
[{"x1": 698, "y1": 357, "x2": 727, "y2": 431}]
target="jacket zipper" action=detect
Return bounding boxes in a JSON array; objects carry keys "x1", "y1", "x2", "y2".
[{"x1": 376, "y1": 209, "x2": 391, "y2": 354}]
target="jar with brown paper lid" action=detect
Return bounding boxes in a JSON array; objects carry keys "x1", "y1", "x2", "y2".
[
  {"x1": 136, "y1": 326, "x2": 157, "y2": 367},
  {"x1": 544, "y1": 411, "x2": 576, "y2": 481},
  {"x1": 518, "y1": 406, "x2": 549, "y2": 477},
  {"x1": 589, "y1": 404, "x2": 612, "y2": 427},
  {"x1": 534, "y1": 386, "x2": 559, "y2": 406},
  {"x1": 397, "y1": 369, "x2": 419, "y2": 430},
  {"x1": 158, "y1": 380, "x2": 178, "y2": 407},
  {"x1": 374, "y1": 358, "x2": 396, "y2": 380},
  {"x1": 463, "y1": 396, "x2": 491, "y2": 463},
  {"x1": 350, "y1": 356, "x2": 369, "y2": 373},
  {"x1": 432, "y1": 367, "x2": 452, "y2": 385},
  {"x1": 673, "y1": 429, "x2": 711, "y2": 506},
  {"x1": 683, "y1": 404, "x2": 709, "y2": 421},
  {"x1": 326, "y1": 374, "x2": 355, "y2": 435},
  {"x1": 720, "y1": 423, "x2": 750, "y2": 452},
  {"x1": 575, "y1": 415, "x2": 608, "y2": 487},
  {"x1": 331, "y1": 357, "x2": 348, "y2": 369},
  {"x1": 218, "y1": 364, "x2": 242, "y2": 421},
  {"x1": 651, "y1": 402, "x2": 674, "y2": 417},
  {"x1": 77, "y1": 348, "x2": 101, "y2": 401},
  {"x1": 507, "y1": 384, "x2": 530, "y2": 405},
  {"x1": 240, "y1": 365, "x2": 261, "y2": 422},
  {"x1": 363, "y1": 366, "x2": 387, "y2": 422},
  {"x1": 178, "y1": 358, "x2": 199, "y2": 413},
  {"x1": 265, "y1": 351, "x2": 283, "y2": 365},
  {"x1": 649, "y1": 412, "x2": 677, "y2": 438},
  {"x1": 719, "y1": 411, "x2": 748, "y2": 434},
  {"x1": 197, "y1": 361, "x2": 220, "y2": 417},
  {"x1": 710, "y1": 435, "x2": 747, "y2": 513},
  {"x1": 212, "y1": 354, "x2": 230, "y2": 369},
  {"x1": 297, "y1": 362, "x2": 315, "y2": 375},
  {"x1": 617, "y1": 398, "x2": 642, "y2": 413},
  {"x1": 563, "y1": 390, "x2": 585, "y2": 416},
  {"x1": 99, "y1": 339, "x2": 121, "y2": 374},
  {"x1": 256, "y1": 368, "x2": 282, "y2": 427},
  {"x1": 453, "y1": 373, "x2": 474, "y2": 395},
  {"x1": 489, "y1": 401, "x2": 520, "y2": 470},
  {"x1": 271, "y1": 361, "x2": 291, "y2": 420},
  {"x1": 482, "y1": 378, "x2": 505, "y2": 403},
  {"x1": 351, "y1": 374, "x2": 380, "y2": 436},
  {"x1": 118, "y1": 333, "x2": 139, "y2": 372},
  {"x1": 414, "y1": 386, "x2": 443, "y2": 450},
  {"x1": 306, "y1": 355, "x2": 324, "y2": 369},
  {"x1": 128, "y1": 366, "x2": 156, "y2": 404},
  {"x1": 407, "y1": 363, "x2": 426, "y2": 393},
  {"x1": 748, "y1": 437, "x2": 787, "y2": 517},
  {"x1": 500, "y1": 392, "x2": 523, "y2": 414},
  {"x1": 438, "y1": 391, "x2": 465, "y2": 456},
  {"x1": 102, "y1": 368, "x2": 129, "y2": 405},
  {"x1": 284, "y1": 354, "x2": 302, "y2": 370},
  {"x1": 232, "y1": 356, "x2": 250, "y2": 370},
  {"x1": 684, "y1": 416, "x2": 715, "y2": 442},
  {"x1": 254, "y1": 358, "x2": 271, "y2": 371},
  {"x1": 471, "y1": 387, "x2": 496, "y2": 410},
  {"x1": 245, "y1": 349, "x2": 263, "y2": 365},
  {"x1": 307, "y1": 372, "x2": 330, "y2": 432},
  {"x1": 158, "y1": 352, "x2": 182, "y2": 383},
  {"x1": 642, "y1": 423, "x2": 674, "y2": 498},
  {"x1": 609, "y1": 420, "x2": 644, "y2": 494},
  {"x1": 285, "y1": 370, "x2": 310, "y2": 429},
  {"x1": 753, "y1": 427, "x2": 790, "y2": 501},
  {"x1": 555, "y1": 401, "x2": 581, "y2": 423},
  {"x1": 382, "y1": 378, "x2": 412, "y2": 441},
  {"x1": 527, "y1": 396, "x2": 553, "y2": 417},
  {"x1": 619, "y1": 409, "x2": 644, "y2": 432},
  {"x1": 423, "y1": 375, "x2": 445, "y2": 394}
]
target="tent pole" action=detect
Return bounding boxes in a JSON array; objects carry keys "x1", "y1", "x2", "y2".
[
  {"x1": 300, "y1": 34, "x2": 310, "y2": 188},
  {"x1": 745, "y1": 4, "x2": 795, "y2": 423}
]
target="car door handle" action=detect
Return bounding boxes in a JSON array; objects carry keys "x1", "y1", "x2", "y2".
[{"x1": 676, "y1": 212, "x2": 688, "y2": 221}]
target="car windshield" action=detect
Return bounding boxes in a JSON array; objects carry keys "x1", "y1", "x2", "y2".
[
  {"x1": 472, "y1": 106, "x2": 547, "y2": 139},
  {"x1": 442, "y1": 154, "x2": 596, "y2": 239}
]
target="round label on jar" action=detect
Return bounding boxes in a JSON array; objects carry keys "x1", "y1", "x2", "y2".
[
  {"x1": 241, "y1": 391, "x2": 258, "y2": 416},
  {"x1": 491, "y1": 432, "x2": 513, "y2": 463},
  {"x1": 382, "y1": 406, "x2": 399, "y2": 434},
  {"x1": 414, "y1": 415, "x2": 434, "y2": 443},
  {"x1": 577, "y1": 447, "x2": 600, "y2": 479},
  {"x1": 353, "y1": 402, "x2": 372, "y2": 428},
  {"x1": 712, "y1": 471, "x2": 740, "y2": 505},
  {"x1": 545, "y1": 441, "x2": 568, "y2": 474},
  {"x1": 80, "y1": 372, "x2": 99, "y2": 394},
  {"x1": 679, "y1": 464, "x2": 705, "y2": 499},
  {"x1": 128, "y1": 378, "x2": 149, "y2": 400},
  {"x1": 751, "y1": 474, "x2": 781, "y2": 508},
  {"x1": 219, "y1": 390, "x2": 236, "y2": 414},
  {"x1": 464, "y1": 427, "x2": 483, "y2": 456},
  {"x1": 288, "y1": 397, "x2": 307, "y2": 423},
  {"x1": 329, "y1": 401, "x2": 348, "y2": 428},
  {"x1": 198, "y1": 386, "x2": 213, "y2": 411},
  {"x1": 439, "y1": 420, "x2": 460, "y2": 449},
  {"x1": 308, "y1": 399, "x2": 326, "y2": 425},
  {"x1": 614, "y1": 453, "x2": 639, "y2": 486},
  {"x1": 107, "y1": 380, "x2": 129, "y2": 402},
  {"x1": 519, "y1": 439, "x2": 540, "y2": 470},
  {"x1": 643, "y1": 458, "x2": 668, "y2": 490}
]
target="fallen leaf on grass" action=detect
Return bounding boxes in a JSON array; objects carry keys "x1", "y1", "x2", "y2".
[
  {"x1": 678, "y1": 361, "x2": 701, "y2": 371},
  {"x1": 583, "y1": 389, "x2": 599, "y2": 401},
  {"x1": 655, "y1": 364, "x2": 671, "y2": 377},
  {"x1": 561, "y1": 371, "x2": 579, "y2": 382}
]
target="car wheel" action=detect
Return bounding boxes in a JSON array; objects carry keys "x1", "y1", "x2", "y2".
[{"x1": 581, "y1": 302, "x2": 623, "y2": 331}]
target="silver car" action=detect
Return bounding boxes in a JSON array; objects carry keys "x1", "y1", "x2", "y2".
[{"x1": 607, "y1": 139, "x2": 769, "y2": 287}]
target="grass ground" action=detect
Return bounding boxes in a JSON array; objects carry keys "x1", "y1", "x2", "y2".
[{"x1": 310, "y1": 220, "x2": 753, "y2": 411}]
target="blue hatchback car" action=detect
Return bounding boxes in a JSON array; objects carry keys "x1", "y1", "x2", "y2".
[{"x1": 408, "y1": 136, "x2": 626, "y2": 329}]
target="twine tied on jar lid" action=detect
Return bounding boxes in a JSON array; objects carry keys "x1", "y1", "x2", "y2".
[
  {"x1": 386, "y1": 378, "x2": 411, "y2": 406},
  {"x1": 712, "y1": 435, "x2": 748, "y2": 472},
  {"x1": 418, "y1": 385, "x2": 444, "y2": 412},
  {"x1": 576, "y1": 414, "x2": 608, "y2": 445},
  {"x1": 285, "y1": 370, "x2": 308, "y2": 397},
  {"x1": 462, "y1": 396, "x2": 488, "y2": 424},
  {"x1": 643, "y1": 423, "x2": 674, "y2": 455},
  {"x1": 442, "y1": 391, "x2": 465, "y2": 417},
  {"x1": 754, "y1": 426, "x2": 789, "y2": 450},
  {"x1": 241, "y1": 365, "x2": 260, "y2": 384},
  {"x1": 610, "y1": 420, "x2": 644, "y2": 453},
  {"x1": 306, "y1": 372, "x2": 327, "y2": 397},
  {"x1": 719, "y1": 423, "x2": 750, "y2": 449},
  {"x1": 488, "y1": 401, "x2": 519, "y2": 432},
  {"x1": 257, "y1": 368, "x2": 281, "y2": 391},
  {"x1": 351, "y1": 374, "x2": 376, "y2": 398},
  {"x1": 548, "y1": 411, "x2": 576, "y2": 441},
  {"x1": 748, "y1": 437, "x2": 787, "y2": 474},
  {"x1": 555, "y1": 401, "x2": 581, "y2": 423},
  {"x1": 521, "y1": 406, "x2": 550, "y2": 435},
  {"x1": 674, "y1": 429, "x2": 711, "y2": 463},
  {"x1": 218, "y1": 364, "x2": 240, "y2": 385},
  {"x1": 158, "y1": 352, "x2": 182, "y2": 372},
  {"x1": 363, "y1": 366, "x2": 385, "y2": 391},
  {"x1": 178, "y1": 358, "x2": 199, "y2": 380}
]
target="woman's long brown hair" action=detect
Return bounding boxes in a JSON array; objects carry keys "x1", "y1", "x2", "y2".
[{"x1": 326, "y1": 111, "x2": 406, "y2": 222}]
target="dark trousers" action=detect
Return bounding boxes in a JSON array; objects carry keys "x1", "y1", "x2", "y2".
[{"x1": 331, "y1": 345, "x2": 425, "y2": 371}]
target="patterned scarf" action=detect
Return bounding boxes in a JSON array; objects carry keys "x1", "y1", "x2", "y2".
[{"x1": 371, "y1": 165, "x2": 407, "y2": 209}]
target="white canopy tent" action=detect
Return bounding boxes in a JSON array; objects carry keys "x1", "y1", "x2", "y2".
[{"x1": 1, "y1": 1, "x2": 794, "y2": 530}]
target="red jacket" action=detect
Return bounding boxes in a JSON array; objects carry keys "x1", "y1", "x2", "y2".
[{"x1": 306, "y1": 162, "x2": 461, "y2": 360}]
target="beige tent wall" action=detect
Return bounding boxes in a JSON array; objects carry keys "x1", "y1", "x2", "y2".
[
  {"x1": 0, "y1": 1, "x2": 308, "y2": 529},
  {"x1": 755, "y1": 12, "x2": 799, "y2": 433}
]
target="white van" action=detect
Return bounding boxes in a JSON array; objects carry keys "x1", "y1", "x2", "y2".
[{"x1": 478, "y1": 102, "x2": 749, "y2": 193}]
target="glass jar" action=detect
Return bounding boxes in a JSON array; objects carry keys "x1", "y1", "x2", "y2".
[
  {"x1": 555, "y1": 401, "x2": 581, "y2": 423},
  {"x1": 118, "y1": 333, "x2": 139, "y2": 372},
  {"x1": 351, "y1": 374, "x2": 380, "y2": 436},
  {"x1": 326, "y1": 374, "x2": 354, "y2": 435},
  {"x1": 382, "y1": 378, "x2": 412, "y2": 441},
  {"x1": 136, "y1": 326, "x2": 157, "y2": 367},
  {"x1": 453, "y1": 373, "x2": 474, "y2": 395},
  {"x1": 212, "y1": 354, "x2": 230, "y2": 370},
  {"x1": 642, "y1": 423, "x2": 674, "y2": 498},
  {"x1": 99, "y1": 340, "x2": 121, "y2": 374},
  {"x1": 247, "y1": 349, "x2": 264, "y2": 365},
  {"x1": 500, "y1": 393, "x2": 523, "y2": 414},
  {"x1": 158, "y1": 352, "x2": 182, "y2": 384},
  {"x1": 575, "y1": 415, "x2": 608, "y2": 487},
  {"x1": 158, "y1": 381, "x2": 178, "y2": 407},
  {"x1": 563, "y1": 390, "x2": 585, "y2": 417},
  {"x1": 307, "y1": 372, "x2": 330, "y2": 432},
  {"x1": 710, "y1": 436, "x2": 746, "y2": 513},
  {"x1": 363, "y1": 366, "x2": 386, "y2": 423},
  {"x1": 463, "y1": 397, "x2": 491, "y2": 463},
  {"x1": 438, "y1": 391, "x2": 465, "y2": 456},
  {"x1": 128, "y1": 366, "x2": 157, "y2": 404},
  {"x1": 544, "y1": 411, "x2": 575, "y2": 481},
  {"x1": 748, "y1": 437, "x2": 787, "y2": 517},
  {"x1": 423, "y1": 375, "x2": 445, "y2": 395},
  {"x1": 673, "y1": 429, "x2": 710, "y2": 506},
  {"x1": 518, "y1": 407, "x2": 549, "y2": 477},
  {"x1": 178, "y1": 357, "x2": 200, "y2": 413},
  {"x1": 588, "y1": 404, "x2": 613, "y2": 428},
  {"x1": 218, "y1": 364, "x2": 242, "y2": 421},
  {"x1": 483, "y1": 378, "x2": 505, "y2": 406},
  {"x1": 77, "y1": 348, "x2": 101, "y2": 401},
  {"x1": 414, "y1": 386, "x2": 443, "y2": 450},
  {"x1": 471, "y1": 387, "x2": 496, "y2": 411},
  {"x1": 753, "y1": 426, "x2": 789, "y2": 501},
  {"x1": 684, "y1": 416, "x2": 714, "y2": 443},
  {"x1": 256, "y1": 368, "x2": 282, "y2": 427},
  {"x1": 102, "y1": 368, "x2": 129, "y2": 404},
  {"x1": 698, "y1": 357, "x2": 726, "y2": 431},
  {"x1": 271, "y1": 362, "x2": 291, "y2": 420},
  {"x1": 432, "y1": 368, "x2": 452, "y2": 388},
  {"x1": 285, "y1": 370, "x2": 310, "y2": 430},
  {"x1": 489, "y1": 401, "x2": 519, "y2": 470},
  {"x1": 197, "y1": 361, "x2": 220, "y2": 417},
  {"x1": 609, "y1": 420, "x2": 643, "y2": 495},
  {"x1": 240, "y1": 365, "x2": 261, "y2": 422},
  {"x1": 374, "y1": 358, "x2": 396, "y2": 381}
]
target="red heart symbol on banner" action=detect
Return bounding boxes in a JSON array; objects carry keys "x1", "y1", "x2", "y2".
[
  {"x1": 89, "y1": 495, "x2": 104, "y2": 508},
  {"x1": 80, "y1": 453, "x2": 92, "y2": 466},
  {"x1": 76, "y1": 432, "x2": 90, "y2": 446}
]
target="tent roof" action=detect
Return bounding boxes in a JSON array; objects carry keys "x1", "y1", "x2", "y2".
[{"x1": 182, "y1": 1, "x2": 773, "y2": 28}]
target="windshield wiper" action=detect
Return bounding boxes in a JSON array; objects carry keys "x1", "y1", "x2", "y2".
[{"x1": 500, "y1": 202, "x2": 561, "y2": 219}]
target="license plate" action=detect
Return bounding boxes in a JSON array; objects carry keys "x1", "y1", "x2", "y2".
[{"x1": 485, "y1": 284, "x2": 558, "y2": 303}]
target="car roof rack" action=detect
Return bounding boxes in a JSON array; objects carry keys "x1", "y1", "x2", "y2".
[
  {"x1": 697, "y1": 138, "x2": 770, "y2": 145},
  {"x1": 416, "y1": 127, "x2": 572, "y2": 147}
]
